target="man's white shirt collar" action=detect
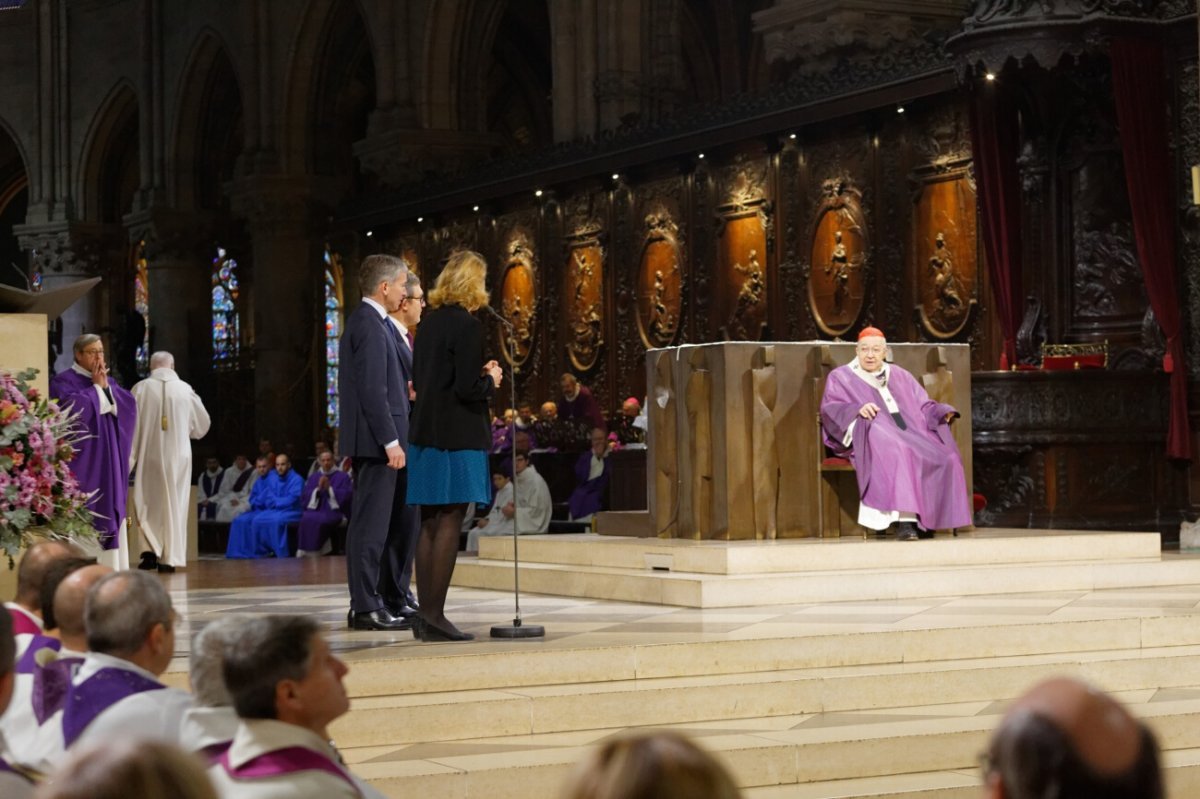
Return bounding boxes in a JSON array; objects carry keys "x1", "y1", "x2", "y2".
[{"x1": 362, "y1": 297, "x2": 388, "y2": 318}]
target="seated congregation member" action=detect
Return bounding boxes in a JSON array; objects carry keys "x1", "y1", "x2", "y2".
[
  {"x1": 305, "y1": 442, "x2": 331, "y2": 478},
  {"x1": 558, "y1": 373, "x2": 606, "y2": 429},
  {"x1": 198, "y1": 457, "x2": 226, "y2": 521},
  {"x1": 983, "y1": 677, "x2": 1163, "y2": 799},
  {"x1": 14, "y1": 564, "x2": 111, "y2": 775},
  {"x1": 0, "y1": 558, "x2": 98, "y2": 770},
  {"x1": 569, "y1": 428, "x2": 612, "y2": 523},
  {"x1": 512, "y1": 450, "x2": 552, "y2": 534},
  {"x1": 818, "y1": 327, "x2": 970, "y2": 541},
  {"x1": 0, "y1": 611, "x2": 35, "y2": 798},
  {"x1": 295, "y1": 450, "x2": 353, "y2": 557},
  {"x1": 540, "y1": 401, "x2": 558, "y2": 421},
  {"x1": 33, "y1": 739, "x2": 218, "y2": 799},
  {"x1": 466, "y1": 468, "x2": 514, "y2": 553},
  {"x1": 613, "y1": 397, "x2": 646, "y2": 446},
  {"x1": 179, "y1": 616, "x2": 247, "y2": 756},
  {"x1": 215, "y1": 455, "x2": 261, "y2": 523},
  {"x1": 6, "y1": 540, "x2": 75, "y2": 657},
  {"x1": 60, "y1": 571, "x2": 192, "y2": 752},
  {"x1": 561, "y1": 730, "x2": 743, "y2": 799},
  {"x1": 208, "y1": 615, "x2": 386, "y2": 799},
  {"x1": 226, "y1": 454, "x2": 304, "y2": 559}
]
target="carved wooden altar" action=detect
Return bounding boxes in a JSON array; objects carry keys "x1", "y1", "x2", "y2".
[{"x1": 646, "y1": 341, "x2": 973, "y2": 540}]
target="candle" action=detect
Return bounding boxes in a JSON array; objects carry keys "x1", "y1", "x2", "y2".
[{"x1": 1192, "y1": 164, "x2": 1200, "y2": 206}]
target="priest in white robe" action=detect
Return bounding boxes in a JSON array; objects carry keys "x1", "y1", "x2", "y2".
[
  {"x1": 129, "y1": 352, "x2": 212, "y2": 572},
  {"x1": 512, "y1": 450, "x2": 552, "y2": 534},
  {"x1": 215, "y1": 455, "x2": 259, "y2": 522},
  {"x1": 197, "y1": 457, "x2": 226, "y2": 521}
]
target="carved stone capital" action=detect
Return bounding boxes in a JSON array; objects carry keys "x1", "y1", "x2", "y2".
[
  {"x1": 122, "y1": 207, "x2": 214, "y2": 265},
  {"x1": 353, "y1": 128, "x2": 498, "y2": 189},
  {"x1": 753, "y1": 0, "x2": 964, "y2": 72},
  {"x1": 14, "y1": 221, "x2": 115, "y2": 276},
  {"x1": 227, "y1": 176, "x2": 327, "y2": 237}
]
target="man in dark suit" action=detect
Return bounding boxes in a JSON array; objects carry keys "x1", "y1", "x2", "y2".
[
  {"x1": 338, "y1": 254, "x2": 414, "y2": 631},
  {"x1": 387, "y1": 271, "x2": 424, "y2": 615}
]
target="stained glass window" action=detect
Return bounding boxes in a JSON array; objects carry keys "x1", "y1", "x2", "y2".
[
  {"x1": 324, "y1": 247, "x2": 345, "y2": 428},
  {"x1": 132, "y1": 240, "x2": 150, "y2": 377},
  {"x1": 212, "y1": 246, "x2": 241, "y2": 369}
]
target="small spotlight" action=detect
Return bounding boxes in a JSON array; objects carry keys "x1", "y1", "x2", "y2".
[
  {"x1": 788, "y1": 133, "x2": 797, "y2": 140},
  {"x1": 535, "y1": 189, "x2": 543, "y2": 197},
  {"x1": 611, "y1": 173, "x2": 620, "y2": 180},
  {"x1": 896, "y1": 105, "x2": 905, "y2": 114},
  {"x1": 365, "y1": 230, "x2": 373, "y2": 237},
  {"x1": 985, "y1": 72, "x2": 996, "y2": 82},
  {"x1": 416, "y1": 216, "x2": 424, "y2": 223},
  {"x1": 473, "y1": 205, "x2": 480, "y2": 212},
  {"x1": 697, "y1": 153, "x2": 705, "y2": 159}
]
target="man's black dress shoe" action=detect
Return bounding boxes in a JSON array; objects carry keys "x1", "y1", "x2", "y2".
[
  {"x1": 137, "y1": 551, "x2": 158, "y2": 571},
  {"x1": 403, "y1": 592, "x2": 420, "y2": 612},
  {"x1": 385, "y1": 602, "x2": 419, "y2": 619},
  {"x1": 896, "y1": 522, "x2": 920, "y2": 541},
  {"x1": 349, "y1": 608, "x2": 413, "y2": 631}
]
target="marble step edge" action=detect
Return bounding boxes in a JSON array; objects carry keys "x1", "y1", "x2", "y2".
[
  {"x1": 452, "y1": 557, "x2": 1200, "y2": 607},
  {"x1": 478, "y1": 532, "x2": 1162, "y2": 575},
  {"x1": 325, "y1": 615, "x2": 1200, "y2": 697},
  {"x1": 350, "y1": 703, "x2": 1200, "y2": 795},
  {"x1": 330, "y1": 647, "x2": 1200, "y2": 747}
]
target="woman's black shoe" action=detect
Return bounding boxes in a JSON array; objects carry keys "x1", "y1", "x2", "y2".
[{"x1": 420, "y1": 620, "x2": 474, "y2": 642}]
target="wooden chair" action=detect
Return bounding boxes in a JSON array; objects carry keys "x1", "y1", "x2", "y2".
[{"x1": 814, "y1": 345, "x2": 867, "y2": 539}]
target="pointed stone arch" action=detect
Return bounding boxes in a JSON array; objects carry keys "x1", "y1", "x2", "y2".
[
  {"x1": 76, "y1": 80, "x2": 139, "y2": 223},
  {"x1": 281, "y1": 0, "x2": 377, "y2": 185},
  {"x1": 423, "y1": 0, "x2": 509, "y2": 133},
  {"x1": 0, "y1": 116, "x2": 31, "y2": 283},
  {"x1": 171, "y1": 28, "x2": 246, "y2": 212}
]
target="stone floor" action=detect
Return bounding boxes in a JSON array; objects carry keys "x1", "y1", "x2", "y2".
[{"x1": 158, "y1": 544, "x2": 1200, "y2": 798}]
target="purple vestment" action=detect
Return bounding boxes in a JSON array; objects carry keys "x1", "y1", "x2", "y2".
[
  {"x1": 559, "y1": 386, "x2": 607, "y2": 429},
  {"x1": 49, "y1": 369, "x2": 137, "y2": 548},
  {"x1": 296, "y1": 469, "x2": 352, "y2": 552},
  {"x1": 15, "y1": 635, "x2": 60, "y2": 674},
  {"x1": 214, "y1": 744, "x2": 359, "y2": 793},
  {"x1": 62, "y1": 666, "x2": 165, "y2": 747},
  {"x1": 820, "y1": 362, "x2": 971, "y2": 531},
  {"x1": 32, "y1": 655, "x2": 84, "y2": 724},
  {"x1": 568, "y1": 451, "x2": 611, "y2": 519}
]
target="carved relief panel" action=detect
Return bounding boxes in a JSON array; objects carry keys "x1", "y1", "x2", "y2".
[
  {"x1": 715, "y1": 156, "x2": 772, "y2": 341},
  {"x1": 635, "y1": 200, "x2": 684, "y2": 349},
  {"x1": 911, "y1": 165, "x2": 978, "y2": 339},
  {"x1": 564, "y1": 209, "x2": 605, "y2": 372},
  {"x1": 498, "y1": 226, "x2": 538, "y2": 372},
  {"x1": 808, "y1": 177, "x2": 869, "y2": 336}
]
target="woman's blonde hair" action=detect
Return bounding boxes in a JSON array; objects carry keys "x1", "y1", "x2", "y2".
[
  {"x1": 561, "y1": 731, "x2": 743, "y2": 799},
  {"x1": 428, "y1": 249, "x2": 489, "y2": 312},
  {"x1": 35, "y1": 740, "x2": 217, "y2": 799}
]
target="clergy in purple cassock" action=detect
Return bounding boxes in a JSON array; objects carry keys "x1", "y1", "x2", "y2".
[
  {"x1": 558, "y1": 373, "x2": 607, "y2": 429},
  {"x1": 225, "y1": 454, "x2": 304, "y2": 559},
  {"x1": 568, "y1": 427, "x2": 612, "y2": 522},
  {"x1": 819, "y1": 327, "x2": 971, "y2": 541},
  {"x1": 49, "y1": 335, "x2": 137, "y2": 569},
  {"x1": 296, "y1": 451, "x2": 353, "y2": 556}
]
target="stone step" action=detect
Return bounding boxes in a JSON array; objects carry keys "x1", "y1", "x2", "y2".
[
  {"x1": 347, "y1": 700, "x2": 1200, "y2": 799},
  {"x1": 329, "y1": 644, "x2": 1200, "y2": 748},
  {"x1": 479, "y1": 531, "x2": 1162, "y2": 575},
  {"x1": 451, "y1": 554, "x2": 1200, "y2": 607}
]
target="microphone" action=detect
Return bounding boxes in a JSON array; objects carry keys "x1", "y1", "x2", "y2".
[{"x1": 482, "y1": 303, "x2": 514, "y2": 330}]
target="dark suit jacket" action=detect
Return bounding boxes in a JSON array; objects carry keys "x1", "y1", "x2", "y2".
[
  {"x1": 339, "y1": 301, "x2": 410, "y2": 458},
  {"x1": 409, "y1": 304, "x2": 494, "y2": 451}
]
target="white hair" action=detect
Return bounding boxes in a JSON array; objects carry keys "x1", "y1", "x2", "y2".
[{"x1": 149, "y1": 351, "x2": 175, "y2": 369}]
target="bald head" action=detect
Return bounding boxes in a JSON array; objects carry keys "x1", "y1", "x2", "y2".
[
  {"x1": 53, "y1": 564, "x2": 113, "y2": 651},
  {"x1": 985, "y1": 677, "x2": 1163, "y2": 799},
  {"x1": 14, "y1": 540, "x2": 75, "y2": 612}
]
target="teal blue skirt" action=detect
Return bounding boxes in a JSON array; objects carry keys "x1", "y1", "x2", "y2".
[{"x1": 406, "y1": 444, "x2": 492, "y2": 506}]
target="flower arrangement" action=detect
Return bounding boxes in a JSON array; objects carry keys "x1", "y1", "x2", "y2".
[{"x1": 0, "y1": 368, "x2": 95, "y2": 563}]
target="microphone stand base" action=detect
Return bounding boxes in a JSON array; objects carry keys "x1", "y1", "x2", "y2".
[{"x1": 491, "y1": 621, "x2": 546, "y2": 639}]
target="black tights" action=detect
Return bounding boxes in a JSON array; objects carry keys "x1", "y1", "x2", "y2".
[{"x1": 416, "y1": 503, "x2": 467, "y2": 633}]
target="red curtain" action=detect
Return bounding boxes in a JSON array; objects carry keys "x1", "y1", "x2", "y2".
[
  {"x1": 968, "y1": 82, "x2": 1023, "y2": 370},
  {"x1": 1111, "y1": 37, "x2": 1192, "y2": 461}
]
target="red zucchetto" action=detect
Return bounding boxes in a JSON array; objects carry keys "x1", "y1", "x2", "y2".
[{"x1": 857, "y1": 326, "x2": 885, "y2": 341}]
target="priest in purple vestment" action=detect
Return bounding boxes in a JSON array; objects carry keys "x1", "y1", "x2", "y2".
[
  {"x1": 296, "y1": 451, "x2": 353, "y2": 556},
  {"x1": 568, "y1": 427, "x2": 612, "y2": 522},
  {"x1": 819, "y1": 327, "x2": 971, "y2": 541},
  {"x1": 49, "y1": 335, "x2": 137, "y2": 569},
  {"x1": 558, "y1": 373, "x2": 607, "y2": 430}
]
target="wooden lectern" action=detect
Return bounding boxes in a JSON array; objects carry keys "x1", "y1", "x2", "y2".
[{"x1": 645, "y1": 341, "x2": 972, "y2": 540}]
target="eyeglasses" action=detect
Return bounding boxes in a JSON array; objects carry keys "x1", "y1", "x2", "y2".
[
  {"x1": 405, "y1": 296, "x2": 426, "y2": 306},
  {"x1": 81, "y1": 348, "x2": 105, "y2": 356}
]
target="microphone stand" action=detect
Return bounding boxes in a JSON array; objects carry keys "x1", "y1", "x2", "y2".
[{"x1": 484, "y1": 305, "x2": 545, "y2": 639}]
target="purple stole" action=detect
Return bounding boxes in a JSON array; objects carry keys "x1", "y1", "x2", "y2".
[
  {"x1": 62, "y1": 666, "x2": 165, "y2": 747},
  {"x1": 213, "y1": 743, "x2": 360, "y2": 795},
  {"x1": 32, "y1": 655, "x2": 85, "y2": 725},
  {"x1": 15, "y1": 634, "x2": 61, "y2": 673},
  {"x1": 8, "y1": 609, "x2": 41, "y2": 637}
]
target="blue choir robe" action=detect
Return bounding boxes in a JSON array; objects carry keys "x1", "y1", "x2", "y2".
[{"x1": 225, "y1": 469, "x2": 304, "y2": 558}]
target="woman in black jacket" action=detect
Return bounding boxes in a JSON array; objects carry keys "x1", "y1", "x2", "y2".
[{"x1": 407, "y1": 250, "x2": 503, "y2": 641}]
